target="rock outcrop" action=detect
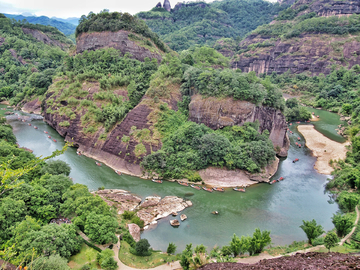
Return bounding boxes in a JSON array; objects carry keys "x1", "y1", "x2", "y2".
[
  {"x1": 21, "y1": 98, "x2": 41, "y2": 114},
  {"x1": 22, "y1": 28, "x2": 69, "y2": 50},
  {"x1": 76, "y1": 31, "x2": 163, "y2": 62},
  {"x1": 155, "y1": 2, "x2": 162, "y2": 8},
  {"x1": 229, "y1": 0, "x2": 360, "y2": 75},
  {"x1": 189, "y1": 95, "x2": 289, "y2": 156},
  {"x1": 163, "y1": 0, "x2": 171, "y2": 12},
  {"x1": 199, "y1": 157, "x2": 279, "y2": 186},
  {"x1": 137, "y1": 196, "x2": 192, "y2": 227},
  {"x1": 231, "y1": 34, "x2": 360, "y2": 75},
  {"x1": 94, "y1": 189, "x2": 191, "y2": 229},
  {"x1": 127, "y1": 223, "x2": 141, "y2": 242}
]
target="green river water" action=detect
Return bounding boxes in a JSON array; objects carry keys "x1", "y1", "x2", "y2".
[{"x1": 2, "y1": 104, "x2": 346, "y2": 252}]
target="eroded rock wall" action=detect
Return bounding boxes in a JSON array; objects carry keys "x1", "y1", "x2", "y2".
[
  {"x1": 232, "y1": 34, "x2": 360, "y2": 75},
  {"x1": 22, "y1": 28, "x2": 69, "y2": 49},
  {"x1": 76, "y1": 30, "x2": 163, "y2": 62},
  {"x1": 189, "y1": 95, "x2": 289, "y2": 156}
]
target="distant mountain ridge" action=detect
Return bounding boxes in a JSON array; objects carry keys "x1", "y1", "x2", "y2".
[
  {"x1": 137, "y1": 0, "x2": 289, "y2": 51},
  {"x1": 51, "y1": 17, "x2": 80, "y2": 26},
  {"x1": 3, "y1": 13, "x2": 76, "y2": 36}
]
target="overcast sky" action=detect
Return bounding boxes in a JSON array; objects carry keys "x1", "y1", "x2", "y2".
[{"x1": 0, "y1": 0, "x2": 276, "y2": 19}]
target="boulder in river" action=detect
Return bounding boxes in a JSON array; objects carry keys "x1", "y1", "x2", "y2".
[
  {"x1": 180, "y1": 214, "x2": 187, "y2": 221},
  {"x1": 170, "y1": 219, "x2": 180, "y2": 227}
]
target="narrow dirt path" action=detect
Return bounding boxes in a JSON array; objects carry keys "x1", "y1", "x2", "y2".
[
  {"x1": 113, "y1": 235, "x2": 181, "y2": 270},
  {"x1": 340, "y1": 205, "x2": 359, "y2": 245}
]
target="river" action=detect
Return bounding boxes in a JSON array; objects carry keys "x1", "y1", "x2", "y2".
[{"x1": 2, "y1": 105, "x2": 345, "y2": 252}]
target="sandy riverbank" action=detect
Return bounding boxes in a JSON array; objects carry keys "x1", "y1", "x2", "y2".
[{"x1": 297, "y1": 125, "x2": 350, "y2": 175}]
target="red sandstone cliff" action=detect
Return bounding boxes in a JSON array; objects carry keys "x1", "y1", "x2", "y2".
[
  {"x1": 188, "y1": 95, "x2": 289, "y2": 157},
  {"x1": 76, "y1": 31, "x2": 164, "y2": 62}
]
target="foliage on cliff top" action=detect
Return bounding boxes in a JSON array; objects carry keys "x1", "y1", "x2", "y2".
[
  {"x1": 0, "y1": 14, "x2": 69, "y2": 105},
  {"x1": 137, "y1": 0, "x2": 288, "y2": 51},
  {"x1": 47, "y1": 48, "x2": 158, "y2": 133},
  {"x1": 75, "y1": 11, "x2": 168, "y2": 53}
]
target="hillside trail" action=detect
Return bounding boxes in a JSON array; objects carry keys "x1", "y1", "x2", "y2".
[
  {"x1": 111, "y1": 206, "x2": 360, "y2": 269},
  {"x1": 112, "y1": 235, "x2": 181, "y2": 270}
]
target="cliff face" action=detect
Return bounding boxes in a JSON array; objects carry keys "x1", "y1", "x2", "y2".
[
  {"x1": 232, "y1": 34, "x2": 360, "y2": 75},
  {"x1": 76, "y1": 31, "x2": 163, "y2": 62},
  {"x1": 22, "y1": 28, "x2": 69, "y2": 49},
  {"x1": 293, "y1": 0, "x2": 360, "y2": 17},
  {"x1": 189, "y1": 95, "x2": 289, "y2": 156},
  {"x1": 42, "y1": 80, "x2": 181, "y2": 177},
  {"x1": 229, "y1": 0, "x2": 360, "y2": 75}
]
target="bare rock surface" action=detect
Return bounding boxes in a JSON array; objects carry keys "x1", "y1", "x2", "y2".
[
  {"x1": 95, "y1": 190, "x2": 191, "y2": 228},
  {"x1": 180, "y1": 214, "x2": 187, "y2": 221},
  {"x1": 189, "y1": 95, "x2": 289, "y2": 157},
  {"x1": 199, "y1": 158, "x2": 279, "y2": 187},
  {"x1": 127, "y1": 223, "x2": 141, "y2": 242},
  {"x1": 22, "y1": 98, "x2": 42, "y2": 114},
  {"x1": 170, "y1": 219, "x2": 180, "y2": 227},
  {"x1": 22, "y1": 28, "x2": 69, "y2": 49},
  {"x1": 95, "y1": 189, "x2": 142, "y2": 214},
  {"x1": 137, "y1": 196, "x2": 191, "y2": 227},
  {"x1": 76, "y1": 30, "x2": 163, "y2": 62}
]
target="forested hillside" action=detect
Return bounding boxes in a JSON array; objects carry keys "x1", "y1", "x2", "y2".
[
  {"x1": 3, "y1": 13, "x2": 77, "y2": 36},
  {"x1": 137, "y1": 0, "x2": 288, "y2": 51},
  {"x1": 0, "y1": 14, "x2": 72, "y2": 105},
  {"x1": 0, "y1": 118, "x2": 118, "y2": 268}
]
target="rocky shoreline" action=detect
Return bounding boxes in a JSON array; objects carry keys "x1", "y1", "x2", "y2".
[
  {"x1": 94, "y1": 189, "x2": 192, "y2": 230},
  {"x1": 21, "y1": 100, "x2": 282, "y2": 187}
]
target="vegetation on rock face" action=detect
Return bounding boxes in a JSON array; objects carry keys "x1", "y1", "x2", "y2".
[
  {"x1": 137, "y1": 0, "x2": 288, "y2": 51},
  {"x1": 76, "y1": 10, "x2": 168, "y2": 53},
  {"x1": 0, "y1": 14, "x2": 70, "y2": 105},
  {"x1": 46, "y1": 47, "x2": 158, "y2": 133}
]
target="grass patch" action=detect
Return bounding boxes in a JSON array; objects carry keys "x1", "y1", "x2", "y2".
[
  {"x1": 266, "y1": 240, "x2": 308, "y2": 256},
  {"x1": 119, "y1": 241, "x2": 176, "y2": 269},
  {"x1": 68, "y1": 243, "x2": 100, "y2": 270},
  {"x1": 315, "y1": 245, "x2": 359, "y2": 253}
]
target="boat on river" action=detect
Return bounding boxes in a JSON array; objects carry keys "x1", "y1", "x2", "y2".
[
  {"x1": 293, "y1": 158, "x2": 299, "y2": 163},
  {"x1": 48, "y1": 135, "x2": 51, "y2": 138},
  {"x1": 44, "y1": 131, "x2": 48, "y2": 134},
  {"x1": 115, "y1": 170, "x2": 122, "y2": 175},
  {"x1": 190, "y1": 184, "x2": 201, "y2": 190},
  {"x1": 178, "y1": 181, "x2": 189, "y2": 187},
  {"x1": 298, "y1": 144, "x2": 302, "y2": 148},
  {"x1": 213, "y1": 187, "x2": 224, "y2": 192},
  {"x1": 233, "y1": 187, "x2": 246, "y2": 192},
  {"x1": 203, "y1": 187, "x2": 213, "y2": 192},
  {"x1": 53, "y1": 139, "x2": 57, "y2": 142},
  {"x1": 28, "y1": 123, "x2": 31, "y2": 126},
  {"x1": 269, "y1": 179, "x2": 277, "y2": 185},
  {"x1": 277, "y1": 177, "x2": 284, "y2": 181},
  {"x1": 152, "y1": 179, "x2": 163, "y2": 184},
  {"x1": 297, "y1": 137, "x2": 300, "y2": 140},
  {"x1": 95, "y1": 162, "x2": 101, "y2": 166},
  {"x1": 34, "y1": 126, "x2": 38, "y2": 129}
]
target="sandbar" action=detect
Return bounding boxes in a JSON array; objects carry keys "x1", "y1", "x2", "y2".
[{"x1": 297, "y1": 125, "x2": 350, "y2": 175}]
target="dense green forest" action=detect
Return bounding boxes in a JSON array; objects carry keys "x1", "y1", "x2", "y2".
[
  {"x1": 0, "y1": 14, "x2": 72, "y2": 105},
  {"x1": 268, "y1": 66, "x2": 360, "y2": 113},
  {"x1": 0, "y1": 125, "x2": 120, "y2": 269},
  {"x1": 137, "y1": 0, "x2": 288, "y2": 51},
  {"x1": 3, "y1": 13, "x2": 77, "y2": 36},
  {"x1": 0, "y1": 118, "x2": 118, "y2": 268}
]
